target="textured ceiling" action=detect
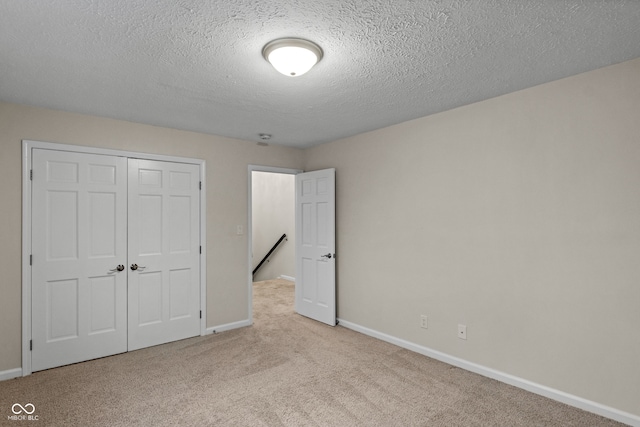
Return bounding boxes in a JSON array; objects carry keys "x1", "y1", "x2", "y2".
[{"x1": 1, "y1": 1, "x2": 639, "y2": 148}]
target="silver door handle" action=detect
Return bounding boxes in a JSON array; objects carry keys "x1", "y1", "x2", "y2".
[
  {"x1": 130, "y1": 264, "x2": 147, "y2": 271},
  {"x1": 109, "y1": 264, "x2": 125, "y2": 273}
]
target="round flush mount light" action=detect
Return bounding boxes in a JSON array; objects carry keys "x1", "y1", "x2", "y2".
[{"x1": 262, "y1": 38, "x2": 323, "y2": 77}]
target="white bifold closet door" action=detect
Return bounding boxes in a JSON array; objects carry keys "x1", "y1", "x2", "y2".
[
  {"x1": 31, "y1": 149, "x2": 128, "y2": 371},
  {"x1": 127, "y1": 159, "x2": 201, "y2": 351},
  {"x1": 31, "y1": 150, "x2": 200, "y2": 372}
]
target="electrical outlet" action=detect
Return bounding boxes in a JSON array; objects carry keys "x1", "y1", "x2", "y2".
[
  {"x1": 420, "y1": 315, "x2": 428, "y2": 329},
  {"x1": 458, "y1": 324, "x2": 467, "y2": 340},
  {"x1": 236, "y1": 225, "x2": 243, "y2": 235}
]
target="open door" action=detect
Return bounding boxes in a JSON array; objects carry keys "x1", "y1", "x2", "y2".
[{"x1": 295, "y1": 168, "x2": 336, "y2": 326}]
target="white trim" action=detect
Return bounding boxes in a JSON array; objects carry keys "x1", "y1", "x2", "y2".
[
  {"x1": 247, "y1": 165, "x2": 302, "y2": 326},
  {"x1": 0, "y1": 368, "x2": 23, "y2": 382},
  {"x1": 206, "y1": 319, "x2": 252, "y2": 335},
  {"x1": 21, "y1": 142, "x2": 33, "y2": 376},
  {"x1": 248, "y1": 165, "x2": 304, "y2": 175},
  {"x1": 337, "y1": 319, "x2": 640, "y2": 427},
  {"x1": 278, "y1": 275, "x2": 295, "y2": 282},
  {"x1": 22, "y1": 140, "x2": 204, "y2": 164},
  {"x1": 199, "y1": 161, "x2": 207, "y2": 337},
  {"x1": 22, "y1": 140, "x2": 207, "y2": 376}
]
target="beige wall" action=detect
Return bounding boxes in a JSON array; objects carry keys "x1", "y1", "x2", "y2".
[
  {"x1": 304, "y1": 58, "x2": 640, "y2": 416},
  {"x1": 2, "y1": 56, "x2": 639, "y2": 418},
  {"x1": 251, "y1": 171, "x2": 295, "y2": 282},
  {"x1": 0, "y1": 102, "x2": 304, "y2": 371}
]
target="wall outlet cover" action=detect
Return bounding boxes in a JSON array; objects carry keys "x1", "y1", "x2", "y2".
[
  {"x1": 420, "y1": 315, "x2": 428, "y2": 329},
  {"x1": 458, "y1": 324, "x2": 467, "y2": 340}
]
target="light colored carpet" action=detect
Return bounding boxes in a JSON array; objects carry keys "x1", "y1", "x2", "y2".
[{"x1": 0, "y1": 279, "x2": 625, "y2": 426}]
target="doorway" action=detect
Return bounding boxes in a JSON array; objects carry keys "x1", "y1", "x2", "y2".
[
  {"x1": 248, "y1": 166, "x2": 301, "y2": 323},
  {"x1": 251, "y1": 171, "x2": 295, "y2": 282},
  {"x1": 248, "y1": 165, "x2": 337, "y2": 327}
]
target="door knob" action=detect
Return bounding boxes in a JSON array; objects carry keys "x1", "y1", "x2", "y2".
[
  {"x1": 130, "y1": 264, "x2": 147, "y2": 271},
  {"x1": 109, "y1": 264, "x2": 125, "y2": 273},
  {"x1": 321, "y1": 253, "x2": 333, "y2": 259}
]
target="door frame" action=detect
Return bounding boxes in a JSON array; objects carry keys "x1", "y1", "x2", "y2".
[
  {"x1": 22, "y1": 140, "x2": 207, "y2": 376},
  {"x1": 247, "y1": 165, "x2": 302, "y2": 324}
]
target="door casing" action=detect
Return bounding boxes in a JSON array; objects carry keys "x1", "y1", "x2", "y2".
[{"x1": 22, "y1": 140, "x2": 207, "y2": 376}]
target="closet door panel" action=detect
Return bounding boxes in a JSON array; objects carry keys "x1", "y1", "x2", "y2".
[
  {"x1": 31, "y1": 149, "x2": 127, "y2": 372},
  {"x1": 128, "y1": 159, "x2": 200, "y2": 351}
]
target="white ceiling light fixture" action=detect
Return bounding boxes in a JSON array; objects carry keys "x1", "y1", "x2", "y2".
[{"x1": 262, "y1": 38, "x2": 323, "y2": 77}]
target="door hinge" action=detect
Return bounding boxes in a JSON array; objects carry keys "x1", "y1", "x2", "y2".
[
  {"x1": 199, "y1": 181, "x2": 202, "y2": 190},
  {"x1": 200, "y1": 310, "x2": 202, "y2": 319},
  {"x1": 30, "y1": 254, "x2": 32, "y2": 265},
  {"x1": 30, "y1": 340, "x2": 32, "y2": 351},
  {"x1": 30, "y1": 169, "x2": 33, "y2": 180},
  {"x1": 199, "y1": 246, "x2": 202, "y2": 254}
]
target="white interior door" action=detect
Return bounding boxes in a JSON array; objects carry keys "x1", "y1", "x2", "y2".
[
  {"x1": 31, "y1": 149, "x2": 128, "y2": 371},
  {"x1": 295, "y1": 168, "x2": 336, "y2": 326},
  {"x1": 127, "y1": 159, "x2": 201, "y2": 351}
]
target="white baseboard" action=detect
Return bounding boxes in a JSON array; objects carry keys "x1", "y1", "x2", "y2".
[
  {"x1": 337, "y1": 318, "x2": 640, "y2": 427},
  {"x1": 278, "y1": 275, "x2": 295, "y2": 282},
  {"x1": 206, "y1": 319, "x2": 252, "y2": 335},
  {"x1": 0, "y1": 368, "x2": 23, "y2": 382},
  {"x1": 3, "y1": 320, "x2": 253, "y2": 382}
]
